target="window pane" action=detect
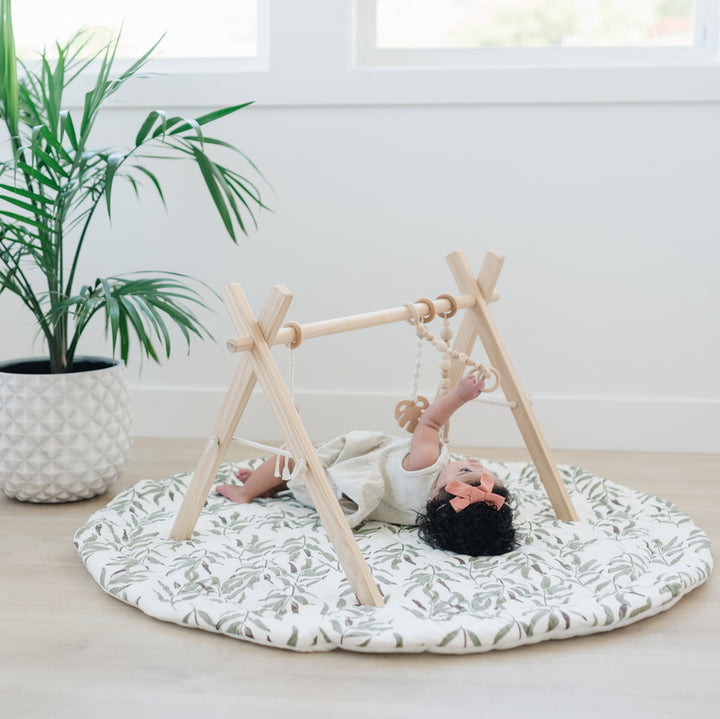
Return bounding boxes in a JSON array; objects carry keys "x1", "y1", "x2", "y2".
[
  {"x1": 376, "y1": 0, "x2": 696, "y2": 49},
  {"x1": 13, "y1": 0, "x2": 257, "y2": 59}
]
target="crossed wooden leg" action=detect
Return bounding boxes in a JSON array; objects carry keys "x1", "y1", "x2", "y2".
[
  {"x1": 170, "y1": 284, "x2": 385, "y2": 607},
  {"x1": 444, "y1": 250, "x2": 578, "y2": 522}
]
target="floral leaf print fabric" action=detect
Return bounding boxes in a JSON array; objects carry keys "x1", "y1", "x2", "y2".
[{"x1": 74, "y1": 459, "x2": 712, "y2": 653}]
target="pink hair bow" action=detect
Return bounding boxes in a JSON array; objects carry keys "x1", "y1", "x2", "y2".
[{"x1": 446, "y1": 474, "x2": 505, "y2": 512}]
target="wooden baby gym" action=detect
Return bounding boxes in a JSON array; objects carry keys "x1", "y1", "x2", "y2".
[
  {"x1": 169, "y1": 249, "x2": 578, "y2": 607},
  {"x1": 75, "y1": 249, "x2": 710, "y2": 654}
]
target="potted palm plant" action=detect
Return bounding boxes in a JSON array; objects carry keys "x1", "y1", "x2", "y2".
[{"x1": 0, "y1": 0, "x2": 267, "y2": 502}]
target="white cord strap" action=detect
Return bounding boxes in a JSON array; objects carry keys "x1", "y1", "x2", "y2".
[
  {"x1": 283, "y1": 320, "x2": 303, "y2": 408},
  {"x1": 411, "y1": 328, "x2": 424, "y2": 402},
  {"x1": 403, "y1": 302, "x2": 423, "y2": 402},
  {"x1": 231, "y1": 436, "x2": 290, "y2": 478},
  {"x1": 230, "y1": 436, "x2": 307, "y2": 481},
  {"x1": 283, "y1": 458, "x2": 307, "y2": 481},
  {"x1": 473, "y1": 394, "x2": 533, "y2": 408},
  {"x1": 289, "y1": 344, "x2": 296, "y2": 406},
  {"x1": 204, "y1": 434, "x2": 220, "y2": 456},
  {"x1": 231, "y1": 437, "x2": 293, "y2": 458},
  {"x1": 476, "y1": 397, "x2": 519, "y2": 408}
]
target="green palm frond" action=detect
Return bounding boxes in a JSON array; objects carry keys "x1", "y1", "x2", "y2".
[
  {"x1": 0, "y1": 0, "x2": 267, "y2": 372},
  {"x1": 0, "y1": 0, "x2": 19, "y2": 140},
  {"x1": 51, "y1": 273, "x2": 216, "y2": 368},
  {"x1": 132, "y1": 104, "x2": 269, "y2": 241}
]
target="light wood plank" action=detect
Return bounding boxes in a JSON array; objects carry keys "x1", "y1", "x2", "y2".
[
  {"x1": 223, "y1": 284, "x2": 385, "y2": 607},
  {"x1": 169, "y1": 286, "x2": 293, "y2": 540},
  {"x1": 447, "y1": 250, "x2": 579, "y2": 521}
]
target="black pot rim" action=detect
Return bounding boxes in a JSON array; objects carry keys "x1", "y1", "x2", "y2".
[{"x1": 0, "y1": 356, "x2": 121, "y2": 375}]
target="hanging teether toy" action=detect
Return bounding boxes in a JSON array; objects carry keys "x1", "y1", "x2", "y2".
[
  {"x1": 395, "y1": 297, "x2": 501, "y2": 434},
  {"x1": 436, "y1": 293, "x2": 456, "y2": 396},
  {"x1": 395, "y1": 300, "x2": 432, "y2": 433},
  {"x1": 436, "y1": 293, "x2": 458, "y2": 442}
]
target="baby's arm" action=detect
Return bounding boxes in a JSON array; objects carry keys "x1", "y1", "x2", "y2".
[{"x1": 403, "y1": 373, "x2": 485, "y2": 471}]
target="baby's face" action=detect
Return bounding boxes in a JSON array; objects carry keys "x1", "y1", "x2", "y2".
[{"x1": 431, "y1": 459, "x2": 502, "y2": 498}]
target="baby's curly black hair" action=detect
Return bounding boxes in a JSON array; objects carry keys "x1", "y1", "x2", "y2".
[{"x1": 417, "y1": 484, "x2": 516, "y2": 556}]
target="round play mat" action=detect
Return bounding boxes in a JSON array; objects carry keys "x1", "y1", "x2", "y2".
[{"x1": 74, "y1": 458, "x2": 712, "y2": 653}]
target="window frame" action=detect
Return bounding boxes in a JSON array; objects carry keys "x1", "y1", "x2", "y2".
[
  {"x1": 14, "y1": 0, "x2": 268, "y2": 68},
  {"x1": 57, "y1": 0, "x2": 720, "y2": 109},
  {"x1": 355, "y1": 0, "x2": 720, "y2": 66}
]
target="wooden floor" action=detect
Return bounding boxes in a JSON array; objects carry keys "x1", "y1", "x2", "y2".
[{"x1": 1, "y1": 438, "x2": 717, "y2": 719}]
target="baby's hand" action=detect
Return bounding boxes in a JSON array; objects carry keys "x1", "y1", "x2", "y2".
[{"x1": 457, "y1": 372, "x2": 485, "y2": 402}]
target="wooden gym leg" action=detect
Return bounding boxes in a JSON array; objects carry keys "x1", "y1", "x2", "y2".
[
  {"x1": 447, "y1": 250, "x2": 579, "y2": 522},
  {"x1": 435, "y1": 252, "x2": 503, "y2": 438},
  {"x1": 169, "y1": 286, "x2": 294, "y2": 541},
  {"x1": 223, "y1": 284, "x2": 385, "y2": 608}
]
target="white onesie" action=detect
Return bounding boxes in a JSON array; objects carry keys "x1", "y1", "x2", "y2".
[{"x1": 286, "y1": 430, "x2": 449, "y2": 527}]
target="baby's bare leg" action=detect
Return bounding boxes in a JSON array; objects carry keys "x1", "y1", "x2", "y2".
[
  {"x1": 216, "y1": 484, "x2": 253, "y2": 503},
  {"x1": 217, "y1": 456, "x2": 292, "y2": 504}
]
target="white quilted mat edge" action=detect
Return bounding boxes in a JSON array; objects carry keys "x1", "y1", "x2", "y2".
[{"x1": 74, "y1": 459, "x2": 712, "y2": 653}]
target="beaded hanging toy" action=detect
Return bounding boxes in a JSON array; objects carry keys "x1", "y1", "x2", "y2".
[{"x1": 395, "y1": 296, "x2": 499, "y2": 434}]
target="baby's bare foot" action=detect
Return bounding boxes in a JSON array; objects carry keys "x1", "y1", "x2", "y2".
[
  {"x1": 235, "y1": 467, "x2": 252, "y2": 483},
  {"x1": 216, "y1": 484, "x2": 251, "y2": 503}
]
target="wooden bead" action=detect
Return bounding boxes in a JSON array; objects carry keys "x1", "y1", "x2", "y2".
[{"x1": 404, "y1": 313, "x2": 499, "y2": 399}]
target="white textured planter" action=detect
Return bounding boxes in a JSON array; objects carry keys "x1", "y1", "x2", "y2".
[{"x1": 0, "y1": 357, "x2": 132, "y2": 503}]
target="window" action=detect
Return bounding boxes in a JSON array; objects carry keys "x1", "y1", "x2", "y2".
[
  {"x1": 12, "y1": 0, "x2": 260, "y2": 60},
  {"x1": 8, "y1": 2, "x2": 719, "y2": 108},
  {"x1": 356, "y1": 0, "x2": 719, "y2": 65}
]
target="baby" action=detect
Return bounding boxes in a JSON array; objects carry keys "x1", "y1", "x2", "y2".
[{"x1": 217, "y1": 374, "x2": 516, "y2": 556}]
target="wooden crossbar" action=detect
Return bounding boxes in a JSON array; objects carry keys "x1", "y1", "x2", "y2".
[
  {"x1": 226, "y1": 293, "x2": 481, "y2": 353},
  {"x1": 168, "y1": 249, "x2": 578, "y2": 608}
]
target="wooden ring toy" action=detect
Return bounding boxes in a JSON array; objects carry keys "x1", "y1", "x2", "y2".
[
  {"x1": 480, "y1": 366, "x2": 500, "y2": 393},
  {"x1": 435, "y1": 293, "x2": 458, "y2": 319},
  {"x1": 284, "y1": 321, "x2": 304, "y2": 349},
  {"x1": 404, "y1": 302, "x2": 421, "y2": 326},
  {"x1": 415, "y1": 298, "x2": 436, "y2": 323}
]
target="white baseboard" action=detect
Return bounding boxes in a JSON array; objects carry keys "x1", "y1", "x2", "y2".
[{"x1": 129, "y1": 386, "x2": 719, "y2": 454}]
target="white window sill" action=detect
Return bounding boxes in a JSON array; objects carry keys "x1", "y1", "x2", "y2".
[{"x1": 86, "y1": 60, "x2": 720, "y2": 110}]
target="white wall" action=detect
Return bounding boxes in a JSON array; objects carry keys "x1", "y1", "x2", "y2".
[{"x1": 2, "y1": 4, "x2": 719, "y2": 453}]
